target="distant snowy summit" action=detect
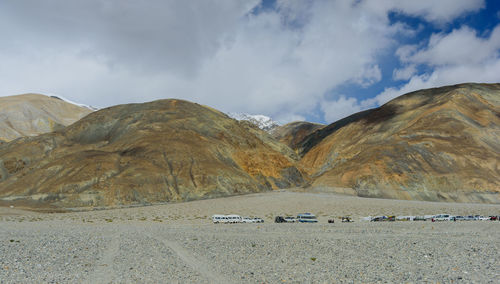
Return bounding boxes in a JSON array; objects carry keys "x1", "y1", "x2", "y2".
[
  {"x1": 49, "y1": 94, "x2": 99, "y2": 111},
  {"x1": 228, "y1": 113, "x2": 280, "y2": 131}
]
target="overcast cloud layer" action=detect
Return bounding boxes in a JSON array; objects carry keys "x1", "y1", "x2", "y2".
[{"x1": 0, "y1": 0, "x2": 497, "y2": 123}]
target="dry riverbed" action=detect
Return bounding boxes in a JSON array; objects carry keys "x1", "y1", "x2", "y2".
[{"x1": 1, "y1": 191, "x2": 499, "y2": 283}]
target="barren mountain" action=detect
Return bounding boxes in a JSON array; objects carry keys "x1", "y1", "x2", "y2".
[
  {"x1": 271, "y1": 121, "x2": 324, "y2": 151},
  {"x1": 299, "y1": 83, "x2": 500, "y2": 203},
  {"x1": 0, "y1": 94, "x2": 93, "y2": 142},
  {"x1": 0, "y1": 99, "x2": 304, "y2": 209}
]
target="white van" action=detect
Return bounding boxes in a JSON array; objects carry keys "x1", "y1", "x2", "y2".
[
  {"x1": 212, "y1": 214, "x2": 242, "y2": 224},
  {"x1": 296, "y1": 213, "x2": 318, "y2": 223},
  {"x1": 432, "y1": 214, "x2": 455, "y2": 221}
]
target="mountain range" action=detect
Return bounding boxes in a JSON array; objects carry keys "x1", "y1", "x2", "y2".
[{"x1": 0, "y1": 83, "x2": 498, "y2": 209}]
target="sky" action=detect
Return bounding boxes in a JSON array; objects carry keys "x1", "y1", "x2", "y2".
[{"x1": 1, "y1": 0, "x2": 499, "y2": 124}]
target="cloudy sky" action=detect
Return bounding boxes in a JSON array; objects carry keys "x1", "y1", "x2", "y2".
[{"x1": 1, "y1": 0, "x2": 499, "y2": 124}]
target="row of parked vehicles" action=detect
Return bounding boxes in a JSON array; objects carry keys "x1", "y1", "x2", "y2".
[
  {"x1": 211, "y1": 214, "x2": 264, "y2": 223},
  {"x1": 275, "y1": 214, "x2": 354, "y2": 223},
  {"x1": 213, "y1": 213, "x2": 499, "y2": 223},
  {"x1": 368, "y1": 214, "x2": 500, "y2": 222},
  {"x1": 212, "y1": 213, "x2": 321, "y2": 224},
  {"x1": 274, "y1": 213, "x2": 319, "y2": 223},
  {"x1": 432, "y1": 214, "x2": 499, "y2": 221}
]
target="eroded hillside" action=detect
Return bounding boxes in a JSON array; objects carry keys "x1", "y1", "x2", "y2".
[
  {"x1": 0, "y1": 99, "x2": 305, "y2": 209},
  {"x1": 298, "y1": 83, "x2": 500, "y2": 203}
]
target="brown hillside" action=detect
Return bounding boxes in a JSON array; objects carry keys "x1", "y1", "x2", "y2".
[
  {"x1": 299, "y1": 83, "x2": 500, "y2": 203},
  {"x1": 271, "y1": 121, "x2": 324, "y2": 151},
  {"x1": 0, "y1": 94, "x2": 93, "y2": 141},
  {"x1": 0, "y1": 99, "x2": 305, "y2": 209}
]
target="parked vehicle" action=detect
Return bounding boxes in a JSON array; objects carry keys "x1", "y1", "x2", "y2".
[
  {"x1": 489, "y1": 216, "x2": 498, "y2": 221},
  {"x1": 212, "y1": 214, "x2": 242, "y2": 224},
  {"x1": 432, "y1": 214, "x2": 454, "y2": 221},
  {"x1": 297, "y1": 213, "x2": 318, "y2": 223},
  {"x1": 387, "y1": 216, "x2": 396, "y2": 222},
  {"x1": 275, "y1": 216, "x2": 286, "y2": 223},
  {"x1": 328, "y1": 219, "x2": 335, "y2": 223},
  {"x1": 341, "y1": 216, "x2": 353, "y2": 223},
  {"x1": 241, "y1": 217, "x2": 255, "y2": 223},
  {"x1": 455, "y1": 216, "x2": 466, "y2": 221},
  {"x1": 478, "y1": 216, "x2": 490, "y2": 221},
  {"x1": 413, "y1": 216, "x2": 426, "y2": 221},
  {"x1": 396, "y1": 216, "x2": 414, "y2": 221},
  {"x1": 253, "y1": 218, "x2": 264, "y2": 223},
  {"x1": 284, "y1": 216, "x2": 297, "y2": 223},
  {"x1": 371, "y1": 216, "x2": 387, "y2": 222},
  {"x1": 424, "y1": 215, "x2": 435, "y2": 221}
]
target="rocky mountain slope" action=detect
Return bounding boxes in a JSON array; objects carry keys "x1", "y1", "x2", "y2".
[
  {"x1": 0, "y1": 94, "x2": 93, "y2": 142},
  {"x1": 0, "y1": 99, "x2": 304, "y2": 209},
  {"x1": 298, "y1": 83, "x2": 500, "y2": 203},
  {"x1": 271, "y1": 121, "x2": 324, "y2": 151}
]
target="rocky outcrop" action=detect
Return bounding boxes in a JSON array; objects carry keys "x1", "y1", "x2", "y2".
[
  {"x1": 299, "y1": 83, "x2": 500, "y2": 203},
  {"x1": 0, "y1": 94, "x2": 93, "y2": 142},
  {"x1": 0, "y1": 99, "x2": 305, "y2": 208}
]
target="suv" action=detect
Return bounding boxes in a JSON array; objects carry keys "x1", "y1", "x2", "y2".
[{"x1": 275, "y1": 216, "x2": 286, "y2": 223}]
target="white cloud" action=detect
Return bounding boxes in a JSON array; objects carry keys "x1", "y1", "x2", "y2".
[
  {"x1": 362, "y1": 0, "x2": 485, "y2": 25},
  {"x1": 393, "y1": 64, "x2": 417, "y2": 81},
  {"x1": 353, "y1": 65, "x2": 382, "y2": 87},
  {"x1": 400, "y1": 26, "x2": 500, "y2": 66},
  {"x1": 370, "y1": 24, "x2": 500, "y2": 107},
  {"x1": 0, "y1": 0, "x2": 490, "y2": 123},
  {"x1": 321, "y1": 96, "x2": 362, "y2": 123},
  {"x1": 0, "y1": 0, "x2": 394, "y2": 119}
]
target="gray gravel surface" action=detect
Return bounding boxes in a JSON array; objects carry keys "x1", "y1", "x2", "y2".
[{"x1": 1, "y1": 220, "x2": 499, "y2": 283}]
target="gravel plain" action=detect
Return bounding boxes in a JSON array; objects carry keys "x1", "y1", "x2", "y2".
[{"x1": 1, "y1": 191, "x2": 499, "y2": 283}]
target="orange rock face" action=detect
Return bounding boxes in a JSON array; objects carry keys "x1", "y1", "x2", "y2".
[
  {"x1": 0, "y1": 99, "x2": 304, "y2": 208},
  {"x1": 298, "y1": 83, "x2": 500, "y2": 203}
]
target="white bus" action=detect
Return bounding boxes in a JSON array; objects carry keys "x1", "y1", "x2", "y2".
[
  {"x1": 296, "y1": 213, "x2": 318, "y2": 223},
  {"x1": 212, "y1": 214, "x2": 242, "y2": 224}
]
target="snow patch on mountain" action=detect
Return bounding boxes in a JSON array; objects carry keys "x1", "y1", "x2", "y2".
[
  {"x1": 47, "y1": 93, "x2": 98, "y2": 111},
  {"x1": 228, "y1": 113, "x2": 280, "y2": 131}
]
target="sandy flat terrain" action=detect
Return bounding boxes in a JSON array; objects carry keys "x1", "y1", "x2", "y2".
[{"x1": 1, "y1": 191, "x2": 499, "y2": 283}]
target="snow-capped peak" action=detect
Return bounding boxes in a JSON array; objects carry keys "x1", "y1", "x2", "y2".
[
  {"x1": 47, "y1": 94, "x2": 98, "y2": 111},
  {"x1": 228, "y1": 113, "x2": 280, "y2": 131}
]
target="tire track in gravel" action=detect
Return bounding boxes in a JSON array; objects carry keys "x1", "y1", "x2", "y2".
[
  {"x1": 83, "y1": 232, "x2": 121, "y2": 284},
  {"x1": 147, "y1": 233, "x2": 232, "y2": 284}
]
